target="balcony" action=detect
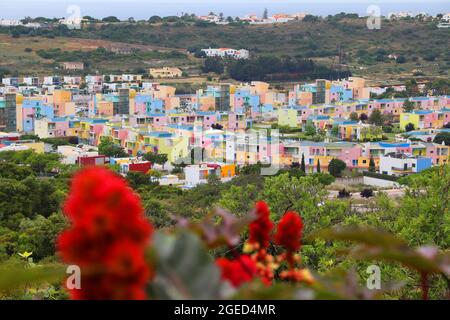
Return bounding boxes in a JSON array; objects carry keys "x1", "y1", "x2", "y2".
[{"x1": 392, "y1": 167, "x2": 413, "y2": 174}]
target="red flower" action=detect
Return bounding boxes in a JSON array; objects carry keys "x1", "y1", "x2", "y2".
[
  {"x1": 248, "y1": 201, "x2": 274, "y2": 249},
  {"x1": 57, "y1": 167, "x2": 153, "y2": 300},
  {"x1": 275, "y1": 211, "x2": 303, "y2": 253},
  {"x1": 215, "y1": 255, "x2": 258, "y2": 288}
]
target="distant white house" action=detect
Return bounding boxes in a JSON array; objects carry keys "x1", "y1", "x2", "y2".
[
  {"x1": 1, "y1": 78, "x2": 19, "y2": 86},
  {"x1": 122, "y1": 74, "x2": 143, "y2": 82},
  {"x1": 442, "y1": 13, "x2": 450, "y2": 22},
  {"x1": 158, "y1": 174, "x2": 181, "y2": 186},
  {"x1": 23, "y1": 77, "x2": 40, "y2": 86},
  {"x1": 201, "y1": 48, "x2": 249, "y2": 60},
  {"x1": 198, "y1": 14, "x2": 221, "y2": 24},
  {"x1": 57, "y1": 145, "x2": 99, "y2": 165},
  {"x1": 388, "y1": 12, "x2": 414, "y2": 19},
  {"x1": 0, "y1": 19, "x2": 40, "y2": 28},
  {"x1": 43, "y1": 76, "x2": 62, "y2": 86},
  {"x1": 379, "y1": 152, "x2": 432, "y2": 176},
  {"x1": 0, "y1": 19, "x2": 22, "y2": 26},
  {"x1": 59, "y1": 17, "x2": 85, "y2": 29},
  {"x1": 63, "y1": 76, "x2": 82, "y2": 85}
]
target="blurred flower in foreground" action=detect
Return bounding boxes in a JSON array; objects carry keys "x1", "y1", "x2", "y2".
[
  {"x1": 57, "y1": 167, "x2": 153, "y2": 300},
  {"x1": 248, "y1": 201, "x2": 273, "y2": 250},
  {"x1": 275, "y1": 212, "x2": 303, "y2": 255},
  {"x1": 215, "y1": 255, "x2": 258, "y2": 288}
]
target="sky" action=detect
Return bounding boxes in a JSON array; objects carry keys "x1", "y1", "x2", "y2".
[{"x1": 0, "y1": 0, "x2": 449, "y2": 19}]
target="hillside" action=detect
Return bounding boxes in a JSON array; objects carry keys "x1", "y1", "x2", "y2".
[
  {"x1": 0, "y1": 35, "x2": 194, "y2": 76},
  {"x1": 1, "y1": 17, "x2": 449, "y2": 83}
]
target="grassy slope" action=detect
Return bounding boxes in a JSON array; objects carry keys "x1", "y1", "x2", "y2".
[
  {"x1": 1, "y1": 18, "x2": 449, "y2": 83},
  {"x1": 0, "y1": 35, "x2": 194, "y2": 76}
]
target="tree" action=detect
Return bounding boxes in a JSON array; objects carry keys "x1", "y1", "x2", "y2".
[
  {"x1": 143, "y1": 152, "x2": 168, "y2": 168},
  {"x1": 433, "y1": 132, "x2": 450, "y2": 145},
  {"x1": 405, "y1": 79, "x2": 419, "y2": 96},
  {"x1": 369, "y1": 156, "x2": 376, "y2": 172},
  {"x1": 202, "y1": 57, "x2": 224, "y2": 74},
  {"x1": 148, "y1": 16, "x2": 162, "y2": 24},
  {"x1": 263, "y1": 8, "x2": 269, "y2": 19},
  {"x1": 350, "y1": 112, "x2": 359, "y2": 122},
  {"x1": 126, "y1": 171, "x2": 149, "y2": 189},
  {"x1": 303, "y1": 15, "x2": 319, "y2": 23},
  {"x1": 304, "y1": 123, "x2": 316, "y2": 136},
  {"x1": 218, "y1": 184, "x2": 259, "y2": 217},
  {"x1": 156, "y1": 154, "x2": 168, "y2": 169},
  {"x1": 311, "y1": 173, "x2": 335, "y2": 186},
  {"x1": 102, "y1": 16, "x2": 121, "y2": 23},
  {"x1": 261, "y1": 173, "x2": 327, "y2": 220},
  {"x1": 368, "y1": 109, "x2": 384, "y2": 126},
  {"x1": 405, "y1": 123, "x2": 415, "y2": 132},
  {"x1": 328, "y1": 159, "x2": 346, "y2": 177},
  {"x1": 316, "y1": 160, "x2": 321, "y2": 173},
  {"x1": 300, "y1": 154, "x2": 306, "y2": 173},
  {"x1": 359, "y1": 113, "x2": 368, "y2": 121},
  {"x1": 403, "y1": 100, "x2": 415, "y2": 113},
  {"x1": 98, "y1": 139, "x2": 128, "y2": 158},
  {"x1": 396, "y1": 55, "x2": 407, "y2": 64}
]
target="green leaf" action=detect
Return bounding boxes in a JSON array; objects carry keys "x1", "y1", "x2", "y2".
[
  {"x1": 311, "y1": 226, "x2": 450, "y2": 276},
  {"x1": 308, "y1": 226, "x2": 408, "y2": 248},
  {"x1": 176, "y1": 207, "x2": 255, "y2": 248},
  {"x1": 0, "y1": 264, "x2": 65, "y2": 293},
  {"x1": 148, "y1": 231, "x2": 231, "y2": 300}
]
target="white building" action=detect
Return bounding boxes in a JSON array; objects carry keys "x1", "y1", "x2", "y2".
[
  {"x1": 201, "y1": 48, "x2": 249, "y2": 59},
  {"x1": 23, "y1": 77, "x2": 40, "y2": 86},
  {"x1": 57, "y1": 145, "x2": 99, "y2": 165},
  {"x1": 198, "y1": 14, "x2": 221, "y2": 23},
  {"x1": 104, "y1": 75, "x2": 123, "y2": 82},
  {"x1": 184, "y1": 164, "x2": 218, "y2": 186},
  {"x1": 0, "y1": 144, "x2": 30, "y2": 152},
  {"x1": 63, "y1": 76, "x2": 82, "y2": 85},
  {"x1": 0, "y1": 19, "x2": 22, "y2": 26},
  {"x1": 1, "y1": 78, "x2": 19, "y2": 86},
  {"x1": 379, "y1": 152, "x2": 432, "y2": 176},
  {"x1": 388, "y1": 12, "x2": 415, "y2": 19},
  {"x1": 59, "y1": 17, "x2": 84, "y2": 29},
  {"x1": 43, "y1": 76, "x2": 62, "y2": 86},
  {"x1": 158, "y1": 174, "x2": 181, "y2": 186},
  {"x1": 122, "y1": 74, "x2": 143, "y2": 82},
  {"x1": 85, "y1": 75, "x2": 103, "y2": 85}
]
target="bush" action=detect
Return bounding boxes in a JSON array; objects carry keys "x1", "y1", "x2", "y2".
[
  {"x1": 405, "y1": 123, "x2": 415, "y2": 132},
  {"x1": 433, "y1": 132, "x2": 450, "y2": 145},
  {"x1": 338, "y1": 188, "x2": 351, "y2": 198},
  {"x1": 360, "y1": 188, "x2": 374, "y2": 198}
]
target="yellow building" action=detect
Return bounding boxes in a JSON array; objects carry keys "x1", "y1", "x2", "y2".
[
  {"x1": 358, "y1": 156, "x2": 380, "y2": 169},
  {"x1": 142, "y1": 132, "x2": 189, "y2": 163},
  {"x1": 399, "y1": 113, "x2": 420, "y2": 131},
  {"x1": 52, "y1": 90, "x2": 73, "y2": 117},
  {"x1": 149, "y1": 67, "x2": 183, "y2": 79},
  {"x1": 278, "y1": 109, "x2": 298, "y2": 128}
]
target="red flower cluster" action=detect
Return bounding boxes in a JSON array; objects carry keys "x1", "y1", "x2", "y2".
[
  {"x1": 215, "y1": 255, "x2": 258, "y2": 288},
  {"x1": 248, "y1": 201, "x2": 274, "y2": 249},
  {"x1": 275, "y1": 211, "x2": 304, "y2": 253},
  {"x1": 57, "y1": 167, "x2": 153, "y2": 300}
]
